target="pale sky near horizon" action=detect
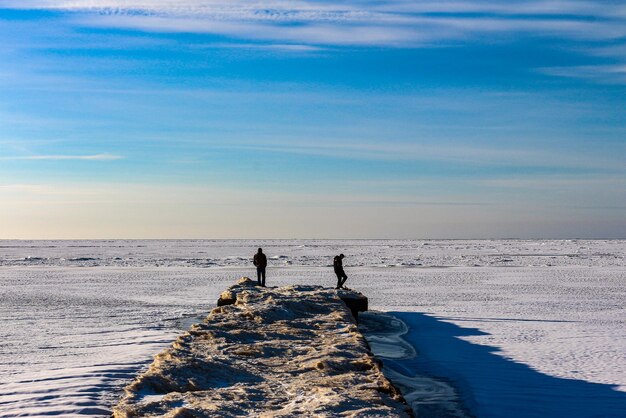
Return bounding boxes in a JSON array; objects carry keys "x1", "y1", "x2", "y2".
[{"x1": 1, "y1": 1, "x2": 625, "y2": 239}]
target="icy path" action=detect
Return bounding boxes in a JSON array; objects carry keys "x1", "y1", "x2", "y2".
[{"x1": 113, "y1": 279, "x2": 411, "y2": 417}]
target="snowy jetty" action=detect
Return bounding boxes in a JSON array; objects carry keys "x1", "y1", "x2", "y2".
[{"x1": 113, "y1": 278, "x2": 412, "y2": 417}]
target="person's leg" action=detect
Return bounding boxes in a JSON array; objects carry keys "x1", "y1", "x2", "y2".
[
  {"x1": 257, "y1": 268, "x2": 262, "y2": 285},
  {"x1": 261, "y1": 268, "x2": 266, "y2": 287},
  {"x1": 340, "y1": 272, "x2": 348, "y2": 288},
  {"x1": 335, "y1": 272, "x2": 342, "y2": 289}
]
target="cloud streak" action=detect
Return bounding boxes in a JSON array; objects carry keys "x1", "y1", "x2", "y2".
[
  {"x1": 0, "y1": 153, "x2": 123, "y2": 160},
  {"x1": 4, "y1": 1, "x2": 626, "y2": 83},
  {"x1": 540, "y1": 64, "x2": 626, "y2": 84},
  {"x1": 217, "y1": 138, "x2": 626, "y2": 173},
  {"x1": 1, "y1": 1, "x2": 625, "y2": 47}
]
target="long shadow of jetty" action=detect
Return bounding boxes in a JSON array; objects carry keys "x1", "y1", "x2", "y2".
[{"x1": 390, "y1": 312, "x2": 626, "y2": 418}]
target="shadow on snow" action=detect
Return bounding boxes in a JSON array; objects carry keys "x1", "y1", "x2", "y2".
[{"x1": 390, "y1": 312, "x2": 626, "y2": 418}]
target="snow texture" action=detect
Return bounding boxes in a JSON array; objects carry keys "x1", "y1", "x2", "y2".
[
  {"x1": 113, "y1": 278, "x2": 411, "y2": 417},
  {"x1": 1, "y1": 239, "x2": 625, "y2": 417}
]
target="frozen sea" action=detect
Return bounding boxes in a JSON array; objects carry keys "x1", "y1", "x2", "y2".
[{"x1": 1, "y1": 239, "x2": 625, "y2": 417}]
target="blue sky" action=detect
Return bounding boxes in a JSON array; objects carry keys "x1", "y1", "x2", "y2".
[{"x1": 0, "y1": 1, "x2": 625, "y2": 238}]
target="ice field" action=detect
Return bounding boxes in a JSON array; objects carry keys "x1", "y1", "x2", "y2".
[{"x1": 1, "y1": 240, "x2": 625, "y2": 416}]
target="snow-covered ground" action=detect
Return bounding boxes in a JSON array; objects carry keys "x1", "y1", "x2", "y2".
[{"x1": 1, "y1": 240, "x2": 625, "y2": 416}]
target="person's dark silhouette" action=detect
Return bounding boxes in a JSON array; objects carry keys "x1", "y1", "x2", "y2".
[
  {"x1": 334, "y1": 253, "x2": 347, "y2": 289},
  {"x1": 253, "y1": 248, "x2": 267, "y2": 287}
]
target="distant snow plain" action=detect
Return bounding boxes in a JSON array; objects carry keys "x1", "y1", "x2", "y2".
[{"x1": 0, "y1": 240, "x2": 624, "y2": 417}]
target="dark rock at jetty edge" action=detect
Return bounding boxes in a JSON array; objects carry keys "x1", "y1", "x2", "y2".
[{"x1": 113, "y1": 277, "x2": 412, "y2": 417}]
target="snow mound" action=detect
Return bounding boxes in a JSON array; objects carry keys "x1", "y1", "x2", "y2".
[{"x1": 113, "y1": 278, "x2": 411, "y2": 417}]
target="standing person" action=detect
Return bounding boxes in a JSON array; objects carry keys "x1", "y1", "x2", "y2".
[
  {"x1": 334, "y1": 253, "x2": 348, "y2": 289},
  {"x1": 253, "y1": 248, "x2": 267, "y2": 287}
]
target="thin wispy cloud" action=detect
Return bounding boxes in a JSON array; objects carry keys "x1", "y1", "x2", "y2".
[
  {"x1": 2, "y1": 1, "x2": 625, "y2": 47},
  {"x1": 4, "y1": 1, "x2": 626, "y2": 84},
  {"x1": 477, "y1": 175, "x2": 626, "y2": 190},
  {"x1": 0, "y1": 153, "x2": 123, "y2": 161},
  {"x1": 540, "y1": 65, "x2": 626, "y2": 84},
  {"x1": 198, "y1": 43, "x2": 324, "y2": 52},
  {"x1": 1, "y1": 2, "x2": 625, "y2": 238},
  {"x1": 0, "y1": 183, "x2": 101, "y2": 195},
  {"x1": 218, "y1": 139, "x2": 626, "y2": 173}
]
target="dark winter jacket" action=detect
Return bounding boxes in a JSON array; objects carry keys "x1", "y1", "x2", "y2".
[
  {"x1": 333, "y1": 256, "x2": 344, "y2": 273},
  {"x1": 253, "y1": 253, "x2": 267, "y2": 268}
]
